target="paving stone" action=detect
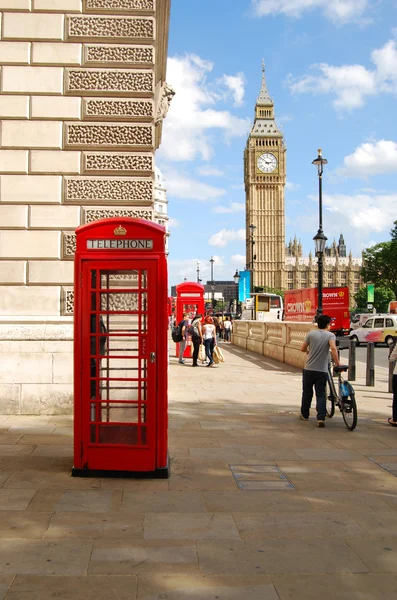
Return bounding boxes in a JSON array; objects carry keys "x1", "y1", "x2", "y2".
[
  {"x1": 0, "y1": 576, "x2": 13, "y2": 600},
  {"x1": 0, "y1": 511, "x2": 51, "y2": 538},
  {"x1": 31, "y1": 445, "x2": 72, "y2": 458},
  {"x1": 196, "y1": 539, "x2": 368, "y2": 574},
  {"x1": 347, "y1": 538, "x2": 397, "y2": 572},
  {"x1": 0, "y1": 539, "x2": 92, "y2": 575},
  {"x1": 45, "y1": 512, "x2": 144, "y2": 539},
  {"x1": 17, "y1": 435, "x2": 72, "y2": 446},
  {"x1": 0, "y1": 488, "x2": 36, "y2": 510},
  {"x1": 233, "y1": 512, "x2": 365, "y2": 540},
  {"x1": 0, "y1": 445, "x2": 34, "y2": 456},
  {"x1": 121, "y1": 491, "x2": 207, "y2": 513},
  {"x1": 0, "y1": 472, "x2": 11, "y2": 487},
  {"x1": 0, "y1": 433, "x2": 24, "y2": 445},
  {"x1": 137, "y1": 574, "x2": 279, "y2": 600},
  {"x1": 144, "y1": 512, "x2": 240, "y2": 540},
  {"x1": 6, "y1": 575, "x2": 138, "y2": 600},
  {"x1": 100, "y1": 478, "x2": 169, "y2": 491},
  {"x1": 271, "y1": 573, "x2": 397, "y2": 599},
  {"x1": 303, "y1": 491, "x2": 394, "y2": 512},
  {"x1": 203, "y1": 491, "x2": 313, "y2": 513},
  {"x1": 54, "y1": 490, "x2": 115, "y2": 512},
  {"x1": 4, "y1": 470, "x2": 100, "y2": 490},
  {"x1": 89, "y1": 540, "x2": 199, "y2": 574},
  {"x1": 286, "y1": 473, "x2": 356, "y2": 491},
  {"x1": 341, "y1": 472, "x2": 397, "y2": 492},
  {"x1": 276, "y1": 461, "x2": 353, "y2": 474},
  {"x1": 293, "y1": 449, "x2": 363, "y2": 461}
]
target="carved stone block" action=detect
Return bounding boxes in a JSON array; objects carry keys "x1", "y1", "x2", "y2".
[
  {"x1": 83, "y1": 0, "x2": 154, "y2": 13},
  {"x1": 84, "y1": 44, "x2": 154, "y2": 67},
  {"x1": 61, "y1": 288, "x2": 74, "y2": 316},
  {"x1": 83, "y1": 207, "x2": 153, "y2": 223},
  {"x1": 83, "y1": 152, "x2": 153, "y2": 174},
  {"x1": 83, "y1": 98, "x2": 153, "y2": 121},
  {"x1": 64, "y1": 176, "x2": 153, "y2": 205},
  {"x1": 66, "y1": 15, "x2": 154, "y2": 42},
  {"x1": 62, "y1": 232, "x2": 76, "y2": 260},
  {"x1": 65, "y1": 68, "x2": 153, "y2": 96},
  {"x1": 64, "y1": 122, "x2": 153, "y2": 150}
]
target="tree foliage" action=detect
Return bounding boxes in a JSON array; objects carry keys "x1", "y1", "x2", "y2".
[
  {"x1": 361, "y1": 220, "x2": 397, "y2": 298},
  {"x1": 254, "y1": 286, "x2": 285, "y2": 299},
  {"x1": 354, "y1": 286, "x2": 394, "y2": 313}
]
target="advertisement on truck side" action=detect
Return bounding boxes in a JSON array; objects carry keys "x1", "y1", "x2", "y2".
[{"x1": 284, "y1": 287, "x2": 350, "y2": 334}]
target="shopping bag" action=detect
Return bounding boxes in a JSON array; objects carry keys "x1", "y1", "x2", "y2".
[
  {"x1": 212, "y1": 350, "x2": 219, "y2": 364},
  {"x1": 214, "y1": 346, "x2": 224, "y2": 362},
  {"x1": 198, "y1": 344, "x2": 206, "y2": 362}
]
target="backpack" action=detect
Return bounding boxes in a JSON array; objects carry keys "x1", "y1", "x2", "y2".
[
  {"x1": 171, "y1": 323, "x2": 183, "y2": 343},
  {"x1": 187, "y1": 319, "x2": 200, "y2": 339}
]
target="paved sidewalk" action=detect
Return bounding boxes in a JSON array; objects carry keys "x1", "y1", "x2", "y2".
[{"x1": 0, "y1": 342, "x2": 397, "y2": 598}]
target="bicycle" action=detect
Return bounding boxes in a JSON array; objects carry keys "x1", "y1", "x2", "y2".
[{"x1": 326, "y1": 364, "x2": 358, "y2": 431}]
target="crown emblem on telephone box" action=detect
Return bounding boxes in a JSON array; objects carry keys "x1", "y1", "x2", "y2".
[{"x1": 114, "y1": 225, "x2": 127, "y2": 236}]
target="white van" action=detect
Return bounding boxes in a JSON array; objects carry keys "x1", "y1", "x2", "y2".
[{"x1": 349, "y1": 315, "x2": 397, "y2": 346}]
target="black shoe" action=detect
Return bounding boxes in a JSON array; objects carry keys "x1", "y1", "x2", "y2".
[{"x1": 192, "y1": 364, "x2": 198, "y2": 367}]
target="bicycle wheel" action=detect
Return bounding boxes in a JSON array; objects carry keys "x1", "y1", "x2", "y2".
[
  {"x1": 326, "y1": 379, "x2": 335, "y2": 418},
  {"x1": 341, "y1": 394, "x2": 357, "y2": 431}
]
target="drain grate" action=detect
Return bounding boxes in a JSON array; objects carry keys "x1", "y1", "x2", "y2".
[
  {"x1": 368, "y1": 458, "x2": 397, "y2": 477},
  {"x1": 229, "y1": 464, "x2": 295, "y2": 490}
]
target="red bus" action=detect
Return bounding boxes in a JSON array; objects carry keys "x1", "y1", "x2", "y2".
[{"x1": 284, "y1": 287, "x2": 350, "y2": 336}]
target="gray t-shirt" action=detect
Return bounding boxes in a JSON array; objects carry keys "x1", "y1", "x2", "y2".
[{"x1": 304, "y1": 329, "x2": 335, "y2": 372}]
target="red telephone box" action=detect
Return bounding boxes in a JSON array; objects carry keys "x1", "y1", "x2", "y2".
[
  {"x1": 72, "y1": 218, "x2": 168, "y2": 478},
  {"x1": 175, "y1": 281, "x2": 205, "y2": 358}
]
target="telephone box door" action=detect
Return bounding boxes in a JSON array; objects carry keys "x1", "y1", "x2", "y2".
[{"x1": 81, "y1": 259, "x2": 156, "y2": 472}]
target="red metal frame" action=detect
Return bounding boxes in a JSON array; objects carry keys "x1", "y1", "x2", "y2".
[
  {"x1": 73, "y1": 218, "x2": 168, "y2": 477},
  {"x1": 175, "y1": 282, "x2": 205, "y2": 358}
]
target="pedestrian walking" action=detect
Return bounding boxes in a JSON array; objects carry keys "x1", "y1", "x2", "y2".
[
  {"x1": 223, "y1": 317, "x2": 232, "y2": 342},
  {"x1": 388, "y1": 341, "x2": 397, "y2": 426},
  {"x1": 189, "y1": 313, "x2": 203, "y2": 367},
  {"x1": 300, "y1": 314, "x2": 341, "y2": 427},
  {"x1": 202, "y1": 316, "x2": 216, "y2": 367},
  {"x1": 178, "y1": 312, "x2": 189, "y2": 364}
]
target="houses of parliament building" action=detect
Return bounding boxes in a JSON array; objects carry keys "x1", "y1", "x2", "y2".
[{"x1": 244, "y1": 64, "x2": 362, "y2": 306}]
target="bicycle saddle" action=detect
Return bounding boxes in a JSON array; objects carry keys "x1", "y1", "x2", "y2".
[{"x1": 333, "y1": 365, "x2": 348, "y2": 372}]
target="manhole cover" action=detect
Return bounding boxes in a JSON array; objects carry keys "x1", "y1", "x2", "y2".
[{"x1": 229, "y1": 464, "x2": 295, "y2": 490}]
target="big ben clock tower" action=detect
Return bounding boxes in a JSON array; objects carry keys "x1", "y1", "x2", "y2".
[{"x1": 244, "y1": 62, "x2": 286, "y2": 290}]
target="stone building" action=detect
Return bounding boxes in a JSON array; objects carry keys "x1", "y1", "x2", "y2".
[
  {"x1": 244, "y1": 64, "x2": 362, "y2": 305},
  {"x1": 153, "y1": 166, "x2": 169, "y2": 252},
  {"x1": 0, "y1": 0, "x2": 171, "y2": 414}
]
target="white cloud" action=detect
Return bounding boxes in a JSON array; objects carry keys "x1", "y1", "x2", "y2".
[
  {"x1": 251, "y1": 0, "x2": 370, "y2": 24},
  {"x1": 167, "y1": 217, "x2": 180, "y2": 228},
  {"x1": 160, "y1": 54, "x2": 250, "y2": 162},
  {"x1": 286, "y1": 38, "x2": 397, "y2": 110},
  {"x1": 212, "y1": 202, "x2": 245, "y2": 214},
  {"x1": 286, "y1": 181, "x2": 301, "y2": 191},
  {"x1": 208, "y1": 228, "x2": 246, "y2": 247},
  {"x1": 322, "y1": 192, "x2": 397, "y2": 233},
  {"x1": 165, "y1": 170, "x2": 226, "y2": 201},
  {"x1": 338, "y1": 140, "x2": 397, "y2": 177},
  {"x1": 197, "y1": 165, "x2": 224, "y2": 177},
  {"x1": 217, "y1": 73, "x2": 245, "y2": 107},
  {"x1": 231, "y1": 254, "x2": 246, "y2": 265}
]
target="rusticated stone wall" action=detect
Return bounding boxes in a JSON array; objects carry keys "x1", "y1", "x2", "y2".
[{"x1": 0, "y1": 0, "x2": 171, "y2": 414}]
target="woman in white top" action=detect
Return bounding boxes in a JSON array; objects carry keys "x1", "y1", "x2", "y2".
[
  {"x1": 388, "y1": 341, "x2": 397, "y2": 426},
  {"x1": 202, "y1": 316, "x2": 216, "y2": 367}
]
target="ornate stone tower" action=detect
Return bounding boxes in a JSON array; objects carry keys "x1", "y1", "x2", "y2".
[{"x1": 244, "y1": 62, "x2": 286, "y2": 290}]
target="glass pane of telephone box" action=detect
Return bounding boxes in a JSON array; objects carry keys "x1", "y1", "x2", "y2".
[{"x1": 100, "y1": 270, "x2": 139, "y2": 289}]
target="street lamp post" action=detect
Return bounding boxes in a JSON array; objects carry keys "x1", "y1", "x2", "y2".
[
  {"x1": 249, "y1": 224, "x2": 256, "y2": 296},
  {"x1": 233, "y1": 269, "x2": 240, "y2": 315},
  {"x1": 196, "y1": 260, "x2": 201, "y2": 284},
  {"x1": 312, "y1": 148, "x2": 328, "y2": 319},
  {"x1": 210, "y1": 256, "x2": 215, "y2": 308}
]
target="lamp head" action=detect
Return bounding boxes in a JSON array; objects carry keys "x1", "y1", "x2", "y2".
[
  {"x1": 313, "y1": 229, "x2": 327, "y2": 254},
  {"x1": 312, "y1": 148, "x2": 328, "y2": 167},
  {"x1": 233, "y1": 269, "x2": 240, "y2": 284}
]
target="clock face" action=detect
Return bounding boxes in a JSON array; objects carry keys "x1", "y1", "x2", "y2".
[{"x1": 257, "y1": 153, "x2": 278, "y2": 173}]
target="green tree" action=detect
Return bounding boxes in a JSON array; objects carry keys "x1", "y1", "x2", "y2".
[
  {"x1": 354, "y1": 286, "x2": 394, "y2": 313},
  {"x1": 361, "y1": 220, "x2": 397, "y2": 298},
  {"x1": 254, "y1": 286, "x2": 285, "y2": 299}
]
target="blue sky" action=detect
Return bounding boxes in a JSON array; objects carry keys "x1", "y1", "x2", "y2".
[{"x1": 157, "y1": 0, "x2": 397, "y2": 288}]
